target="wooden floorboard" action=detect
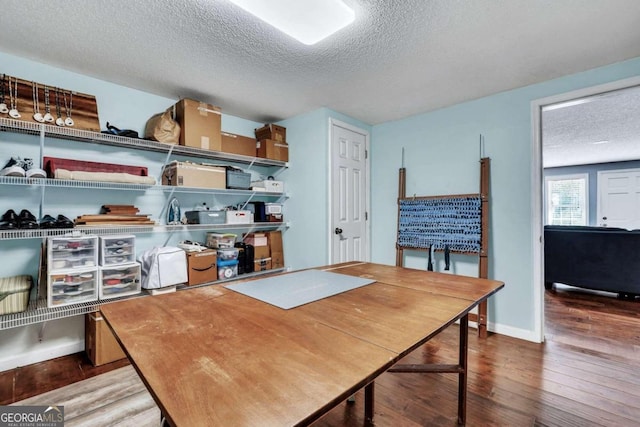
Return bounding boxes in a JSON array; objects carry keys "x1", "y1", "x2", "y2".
[{"x1": 1, "y1": 283, "x2": 639, "y2": 426}]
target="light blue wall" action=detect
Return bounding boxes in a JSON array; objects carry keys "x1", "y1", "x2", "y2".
[
  {"x1": 545, "y1": 160, "x2": 640, "y2": 226},
  {"x1": 371, "y1": 57, "x2": 640, "y2": 334},
  {"x1": 278, "y1": 108, "x2": 372, "y2": 270}
]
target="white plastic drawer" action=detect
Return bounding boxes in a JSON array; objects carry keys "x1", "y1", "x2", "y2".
[
  {"x1": 99, "y1": 262, "x2": 141, "y2": 300},
  {"x1": 48, "y1": 268, "x2": 98, "y2": 308},
  {"x1": 48, "y1": 236, "x2": 99, "y2": 270},
  {"x1": 100, "y1": 235, "x2": 136, "y2": 266}
]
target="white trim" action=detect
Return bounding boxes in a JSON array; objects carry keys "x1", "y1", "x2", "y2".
[
  {"x1": 531, "y1": 75, "x2": 640, "y2": 344},
  {"x1": 488, "y1": 321, "x2": 540, "y2": 343},
  {"x1": 0, "y1": 341, "x2": 84, "y2": 372},
  {"x1": 327, "y1": 118, "x2": 371, "y2": 263}
]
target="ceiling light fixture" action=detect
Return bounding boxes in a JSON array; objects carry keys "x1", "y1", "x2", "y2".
[
  {"x1": 591, "y1": 140, "x2": 610, "y2": 145},
  {"x1": 542, "y1": 98, "x2": 593, "y2": 112},
  {"x1": 228, "y1": 0, "x2": 355, "y2": 45}
]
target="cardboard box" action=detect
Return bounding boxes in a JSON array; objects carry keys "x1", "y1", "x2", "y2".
[
  {"x1": 255, "y1": 124, "x2": 286, "y2": 142},
  {"x1": 85, "y1": 312, "x2": 126, "y2": 366},
  {"x1": 162, "y1": 161, "x2": 226, "y2": 189},
  {"x1": 271, "y1": 251, "x2": 284, "y2": 269},
  {"x1": 254, "y1": 257, "x2": 272, "y2": 271},
  {"x1": 257, "y1": 139, "x2": 289, "y2": 162},
  {"x1": 244, "y1": 232, "x2": 267, "y2": 247},
  {"x1": 175, "y1": 99, "x2": 222, "y2": 151},
  {"x1": 221, "y1": 132, "x2": 257, "y2": 157},
  {"x1": 186, "y1": 250, "x2": 217, "y2": 286},
  {"x1": 265, "y1": 231, "x2": 283, "y2": 253},
  {"x1": 253, "y1": 244, "x2": 270, "y2": 260}
]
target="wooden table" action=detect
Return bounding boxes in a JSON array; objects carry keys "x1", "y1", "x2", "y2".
[{"x1": 100, "y1": 262, "x2": 504, "y2": 426}]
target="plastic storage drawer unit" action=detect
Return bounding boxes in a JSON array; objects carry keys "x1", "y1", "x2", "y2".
[
  {"x1": 99, "y1": 262, "x2": 141, "y2": 300},
  {"x1": 48, "y1": 268, "x2": 98, "y2": 308},
  {"x1": 100, "y1": 235, "x2": 136, "y2": 266},
  {"x1": 48, "y1": 236, "x2": 98, "y2": 270}
]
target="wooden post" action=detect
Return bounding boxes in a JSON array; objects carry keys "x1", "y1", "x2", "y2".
[
  {"x1": 477, "y1": 158, "x2": 490, "y2": 338},
  {"x1": 396, "y1": 167, "x2": 406, "y2": 267}
]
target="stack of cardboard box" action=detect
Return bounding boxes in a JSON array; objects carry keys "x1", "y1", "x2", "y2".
[
  {"x1": 255, "y1": 124, "x2": 288, "y2": 162},
  {"x1": 244, "y1": 230, "x2": 285, "y2": 271}
]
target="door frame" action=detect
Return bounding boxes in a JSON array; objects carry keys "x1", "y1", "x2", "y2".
[
  {"x1": 531, "y1": 75, "x2": 640, "y2": 343},
  {"x1": 327, "y1": 118, "x2": 371, "y2": 263}
]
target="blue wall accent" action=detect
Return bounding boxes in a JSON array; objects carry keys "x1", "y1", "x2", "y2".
[
  {"x1": 371, "y1": 56, "x2": 640, "y2": 334},
  {"x1": 545, "y1": 160, "x2": 640, "y2": 226},
  {"x1": 277, "y1": 108, "x2": 371, "y2": 270}
]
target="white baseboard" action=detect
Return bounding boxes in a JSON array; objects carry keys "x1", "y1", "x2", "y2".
[
  {"x1": 0, "y1": 341, "x2": 84, "y2": 372},
  {"x1": 488, "y1": 321, "x2": 541, "y2": 343}
]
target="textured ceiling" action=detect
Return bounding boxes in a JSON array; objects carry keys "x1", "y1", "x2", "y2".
[
  {"x1": 543, "y1": 85, "x2": 640, "y2": 168},
  {"x1": 1, "y1": 0, "x2": 640, "y2": 127}
]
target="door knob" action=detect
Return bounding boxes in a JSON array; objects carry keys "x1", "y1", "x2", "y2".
[
  {"x1": 334, "y1": 227, "x2": 343, "y2": 235},
  {"x1": 602, "y1": 217, "x2": 607, "y2": 220}
]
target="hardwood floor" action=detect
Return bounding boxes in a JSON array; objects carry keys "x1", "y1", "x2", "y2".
[{"x1": 2, "y1": 284, "x2": 639, "y2": 426}]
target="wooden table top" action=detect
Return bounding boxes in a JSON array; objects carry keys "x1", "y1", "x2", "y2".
[{"x1": 100, "y1": 262, "x2": 504, "y2": 427}]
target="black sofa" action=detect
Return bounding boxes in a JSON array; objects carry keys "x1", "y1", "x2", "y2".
[{"x1": 544, "y1": 225, "x2": 640, "y2": 297}]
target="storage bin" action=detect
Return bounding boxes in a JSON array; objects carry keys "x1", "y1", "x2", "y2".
[
  {"x1": 217, "y1": 248, "x2": 239, "y2": 261},
  {"x1": 206, "y1": 233, "x2": 237, "y2": 248},
  {"x1": 0, "y1": 275, "x2": 32, "y2": 315},
  {"x1": 226, "y1": 210, "x2": 252, "y2": 224},
  {"x1": 226, "y1": 169, "x2": 251, "y2": 189},
  {"x1": 48, "y1": 236, "x2": 99, "y2": 270},
  {"x1": 217, "y1": 259, "x2": 239, "y2": 280},
  {"x1": 99, "y1": 262, "x2": 142, "y2": 300},
  {"x1": 252, "y1": 179, "x2": 284, "y2": 193},
  {"x1": 48, "y1": 268, "x2": 99, "y2": 308},
  {"x1": 185, "y1": 210, "x2": 226, "y2": 225},
  {"x1": 100, "y1": 235, "x2": 136, "y2": 266}
]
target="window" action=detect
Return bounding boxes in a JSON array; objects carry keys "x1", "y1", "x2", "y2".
[{"x1": 545, "y1": 174, "x2": 588, "y2": 225}]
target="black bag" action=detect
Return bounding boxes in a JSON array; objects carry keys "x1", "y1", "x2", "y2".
[{"x1": 235, "y1": 243, "x2": 254, "y2": 274}]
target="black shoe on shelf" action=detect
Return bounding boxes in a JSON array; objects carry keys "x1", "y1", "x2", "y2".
[
  {"x1": 0, "y1": 209, "x2": 19, "y2": 230},
  {"x1": 39, "y1": 214, "x2": 57, "y2": 229},
  {"x1": 0, "y1": 157, "x2": 26, "y2": 177},
  {"x1": 18, "y1": 209, "x2": 38, "y2": 229},
  {"x1": 55, "y1": 214, "x2": 74, "y2": 228}
]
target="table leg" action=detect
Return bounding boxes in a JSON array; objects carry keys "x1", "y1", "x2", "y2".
[
  {"x1": 458, "y1": 314, "x2": 469, "y2": 425},
  {"x1": 364, "y1": 381, "x2": 375, "y2": 424}
]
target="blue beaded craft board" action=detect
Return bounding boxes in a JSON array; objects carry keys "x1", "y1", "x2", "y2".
[{"x1": 397, "y1": 195, "x2": 482, "y2": 253}]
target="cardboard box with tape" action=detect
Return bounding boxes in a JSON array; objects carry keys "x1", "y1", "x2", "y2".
[
  {"x1": 175, "y1": 98, "x2": 222, "y2": 151},
  {"x1": 221, "y1": 132, "x2": 257, "y2": 157},
  {"x1": 257, "y1": 139, "x2": 288, "y2": 162}
]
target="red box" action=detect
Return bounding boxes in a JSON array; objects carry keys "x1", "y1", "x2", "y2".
[{"x1": 44, "y1": 157, "x2": 148, "y2": 178}]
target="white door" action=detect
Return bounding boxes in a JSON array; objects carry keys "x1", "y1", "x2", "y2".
[
  {"x1": 597, "y1": 168, "x2": 640, "y2": 229},
  {"x1": 330, "y1": 120, "x2": 370, "y2": 263}
]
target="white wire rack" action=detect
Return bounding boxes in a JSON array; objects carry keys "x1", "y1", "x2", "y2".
[
  {"x1": 0, "y1": 267, "x2": 288, "y2": 330},
  {"x1": 0, "y1": 117, "x2": 288, "y2": 168},
  {"x1": 0, "y1": 222, "x2": 289, "y2": 240},
  {"x1": 0, "y1": 176, "x2": 289, "y2": 196}
]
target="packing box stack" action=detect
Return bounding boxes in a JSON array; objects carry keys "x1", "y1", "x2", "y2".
[
  {"x1": 255, "y1": 124, "x2": 288, "y2": 162},
  {"x1": 174, "y1": 99, "x2": 222, "y2": 151}
]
